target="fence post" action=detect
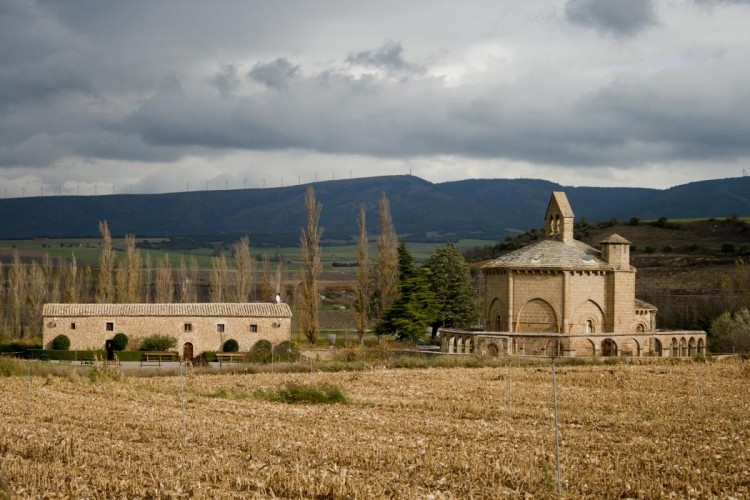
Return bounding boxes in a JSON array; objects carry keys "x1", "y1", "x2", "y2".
[{"x1": 552, "y1": 357, "x2": 561, "y2": 495}]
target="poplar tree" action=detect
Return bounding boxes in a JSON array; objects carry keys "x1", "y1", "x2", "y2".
[
  {"x1": 259, "y1": 253, "x2": 274, "y2": 302},
  {"x1": 209, "y1": 253, "x2": 229, "y2": 303},
  {"x1": 66, "y1": 254, "x2": 81, "y2": 303},
  {"x1": 177, "y1": 256, "x2": 199, "y2": 303},
  {"x1": 155, "y1": 253, "x2": 174, "y2": 303},
  {"x1": 9, "y1": 251, "x2": 27, "y2": 337},
  {"x1": 27, "y1": 261, "x2": 47, "y2": 337},
  {"x1": 143, "y1": 253, "x2": 153, "y2": 303},
  {"x1": 354, "y1": 206, "x2": 371, "y2": 343},
  {"x1": 374, "y1": 192, "x2": 399, "y2": 327},
  {"x1": 96, "y1": 220, "x2": 115, "y2": 303},
  {"x1": 230, "y1": 236, "x2": 252, "y2": 302},
  {"x1": 299, "y1": 186, "x2": 323, "y2": 344}
]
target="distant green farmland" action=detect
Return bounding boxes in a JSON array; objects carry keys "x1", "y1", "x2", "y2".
[{"x1": 0, "y1": 237, "x2": 496, "y2": 269}]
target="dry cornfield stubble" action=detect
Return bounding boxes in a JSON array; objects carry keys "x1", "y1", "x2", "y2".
[{"x1": 1, "y1": 359, "x2": 749, "y2": 498}]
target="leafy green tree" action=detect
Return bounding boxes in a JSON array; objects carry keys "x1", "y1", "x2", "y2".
[
  {"x1": 112, "y1": 333, "x2": 128, "y2": 351},
  {"x1": 424, "y1": 243, "x2": 480, "y2": 341},
  {"x1": 52, "y1": 334, "x2": 71, "y2": 351},
  {"x1": 139, "y1": 334, "x2": 177, "y2": 351}
]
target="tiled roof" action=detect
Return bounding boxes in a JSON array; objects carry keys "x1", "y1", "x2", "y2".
[
  {"x1": 483, "y1": 238, "x2": 611, "y2": 270},
  {"x1": 42, "y1": 303, "x2": 293, "y2": 318},
  {"x1": 601, "y1": 233, "x2": 631, "y2": 245}
]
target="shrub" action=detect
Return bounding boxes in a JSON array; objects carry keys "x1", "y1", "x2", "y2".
[
  {"x1": 112, "y1": 333, "x2": 128, "y2": 351},
  {"x1": 139, "y1": 334, "x2": 177, "y2": 351},
  {"x1": 662, "y1": 245, "x2": 673, "y2": 253},
  {"x1": 52, "y1": 335, "x2": 71, "y2": 351},
  {"x1": 223, "y1": 338, "x2": 239, "y2": 352},
  {"x1": 253, "y1": 382, "x2": 347, "y2": 404},
  {"x1": 249, "y1": 339, "x2": 273, "y2": 363},
  {"x1": 721, "y1": 243, "x2": 736, "y2": 255},
  {"x1": 273, "y1": 340, "x2": 300, "y2": 362},
  {"x1": 628, "y1": 216, "x2": 641, "y2": 226}
]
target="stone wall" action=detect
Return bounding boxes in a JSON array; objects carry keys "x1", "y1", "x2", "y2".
[{"x1": 43, "y1": 314, "x2": 291, "y2": 355}]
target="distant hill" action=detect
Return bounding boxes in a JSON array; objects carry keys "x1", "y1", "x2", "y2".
[{"x1": 1, "y1": 175, "x2": 749, "y2": 245}]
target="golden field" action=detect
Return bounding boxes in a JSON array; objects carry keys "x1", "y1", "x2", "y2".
[{"x1": 1, "y1": 359, "x2": 749, "y2": 498}]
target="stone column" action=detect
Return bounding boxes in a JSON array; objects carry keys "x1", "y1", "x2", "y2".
[{"x1": 507, "y1": 271, "x2": 514, "y2": 332}]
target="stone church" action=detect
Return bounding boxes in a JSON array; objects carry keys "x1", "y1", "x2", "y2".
[{"x1": 441, "y1": 192, "x2": 706, "y2": 358}]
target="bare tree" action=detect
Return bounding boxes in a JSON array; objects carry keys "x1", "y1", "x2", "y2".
[
  {"x1": 66, "y1": 254, "x2": 81, "y2": 303},
  {"x1": 81, "y1": 265, "x2": 94, "y2": 303},
  {"x1": 354, "y1": 206, "x2": 371, "y2": 343},
  {"x1": 178, "y1": 256, "x2": 199, "y2": 303},
  {"x1": 259, "y1": 253, "x2": 274, "y2": 302},
  {"x1": 299, "y1": 186, "x2": 323, "y2": 344},
  {"x1": 0, "y1": 262, "x2": 5, "y2": 334},
  {"x1": 142, "y1": 253, "x2": 153, "y2": 303},
  {"x1": 8, "y1": 251, "x2": 27, "y2": 337},
  {"x1": 275, "y1": 249, "x2": 287, "y2": 303},
  {"x1": 115, "y1": 234, "x2": 142, "y2": 303},
  {"x1": 155, "y1": 253, "x2": 174, "y2": 303},
  {"x1": 374, "y1": 192, "x2": 399, "y2": 326},
  {"x1": 209, "y1": 253, "x2": 229, "y2": 303},
  {"x1": 230, "y1": 236, "x2": 252, "y2": 302},
  {"x1": 42, "y1": 253, "x2": 61, "y2": 304},
  {"x1": 27, "y1": 261, "x2": 47, "y2": 337},
  {"x1": 96, "y1": 220, "x2": 115, "y2": 303}
]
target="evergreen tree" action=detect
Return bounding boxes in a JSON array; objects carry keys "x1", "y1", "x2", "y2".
[
  {"x1": 424, "y1": 242, "x2": 480, "y2": 341},
  {"x1": 378, "y1": 243, "x2": 436, "y2": 343}
]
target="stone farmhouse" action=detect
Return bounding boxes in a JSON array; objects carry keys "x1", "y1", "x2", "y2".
[
  {"x1": 441, "y1": 192, "x2": 706, "y2": 358},
  {"x1": 42, "y1": 302, "x2": 292, "y2": 359}
]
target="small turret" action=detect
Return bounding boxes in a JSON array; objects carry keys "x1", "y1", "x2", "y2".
[{"x1": 600, "y1": 233, "x2": 631, "y2": 270}]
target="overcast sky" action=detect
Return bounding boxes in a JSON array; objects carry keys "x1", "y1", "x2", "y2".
[{"x1": 1, "y1": 0, "x2": 749, "y2": 197}]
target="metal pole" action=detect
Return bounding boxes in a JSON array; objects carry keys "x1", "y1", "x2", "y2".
[
  {"x1": 181, "y1": 362, "x2": 187, "y2": 441},
  {"x1": 508, "y1": 357, "x2": 512, "y2": 414},
  {"x1": 552, "y1": 358, "x2": 562, "y2": 495},
  {"x1": 27, "y1": 362, "x2": 32, "y2": 422}
]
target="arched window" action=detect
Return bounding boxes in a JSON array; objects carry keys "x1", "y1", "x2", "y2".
[{"x1": 586, "y1": 320, "x2": 593, "y2": 334}]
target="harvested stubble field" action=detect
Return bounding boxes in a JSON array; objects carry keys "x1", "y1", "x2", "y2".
[{"x1": 1, "y1": 359, "x2": 749, "y2": 498}]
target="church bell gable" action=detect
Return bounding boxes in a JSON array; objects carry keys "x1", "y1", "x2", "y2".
[{"x1": 545, "y1": 191, "x2": 575, "y2": 243}]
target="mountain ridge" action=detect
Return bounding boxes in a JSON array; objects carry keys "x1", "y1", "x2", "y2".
[{"x1": 1, "y1": 175, "x2": 748, "y2": 245}]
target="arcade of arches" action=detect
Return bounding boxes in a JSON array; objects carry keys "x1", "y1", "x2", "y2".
[{"x1": 441, "y1": 329, "x2": 706, "y2": 358}]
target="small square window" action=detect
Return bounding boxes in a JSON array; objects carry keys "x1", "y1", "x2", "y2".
[
  {"x1": 217, "y1": 323, "x2": 225, "y2": 333},
  {"x1": 184, "y1": 323, "x2": 193, "y2": 333},
  {"x1": 70, "y1": 322, "x2": 76, "y2": 330},
  {"x1": 250, "y1": 324, "x2": 258, "y2": 333},
  {"x1": 106, "y1": 322, "x2": 114, "y2": 331}
]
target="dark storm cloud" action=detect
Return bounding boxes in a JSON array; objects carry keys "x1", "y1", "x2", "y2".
[
  {"x1": 0, "y1": 1, "x2": 93, "y2": 108},
  {"x1": 248, "y1": 58, "x2": 300, "y2": 89},
  {"x1": 346, "y1": 41, "x2": 424, "y2": 75},
  {"x1": 565, "y1": 0, "x2": 657, "y2": 37}
]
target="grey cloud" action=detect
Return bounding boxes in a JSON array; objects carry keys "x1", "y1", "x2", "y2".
[
  {"x1": 211, "y1": 63, "x2": 241, "y2": 97},
  {"x1": 248, "y1": 58, "x2": 300, "y2": 89},
  {"x1": 346, "y1": 41, "x2": 423, "y2": 74},
  {"x1": 565, "y1": 0, "x2": 657, "y2": 37},
  {"x1": 114, "y1": 55, "x2": 750, "y2": 169}
]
